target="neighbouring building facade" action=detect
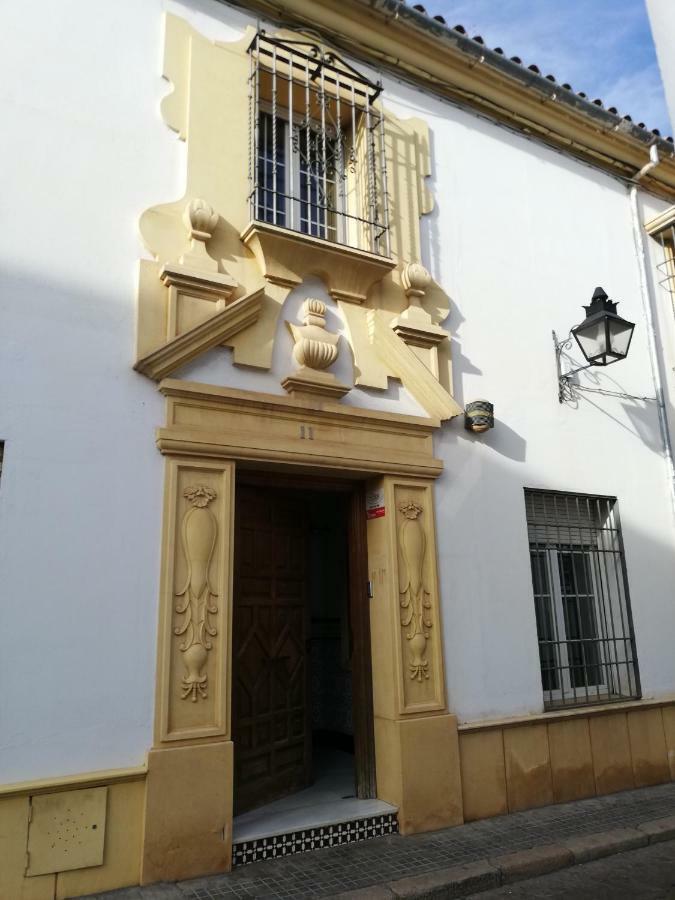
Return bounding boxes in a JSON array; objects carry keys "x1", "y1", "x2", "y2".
[
  {"x1": 646, "y1": 0, "x2": 675, "y2": 475},
  {"x1": 3, "y1": 1, "x2": 675, "y2": 896}
]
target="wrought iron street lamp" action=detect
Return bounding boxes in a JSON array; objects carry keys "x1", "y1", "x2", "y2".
[
  {"x1": 571, "y1": 287, "x2": 635, "y2": 367},
  {"x1": 554, "y1": 287, "x2": 636, "y2": 402}
]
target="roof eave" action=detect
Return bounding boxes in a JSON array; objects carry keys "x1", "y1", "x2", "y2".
[
  {"x1": 222, "y1": 0, "x2": 675, "y2": 199},
  {"x1": 383, "y1": 0, "x2": 672, "y2": 154}
]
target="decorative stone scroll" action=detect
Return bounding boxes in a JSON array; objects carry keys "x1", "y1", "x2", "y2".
[
  {"x1": 175, "y1": 485, "x2": 219, "y2": 702},
  {"x1": 282, "y1": 298, "x2": 350, "y2": 400},
  {"x1": 398, "y1": 500, "x2": 433, "y2": 682}
]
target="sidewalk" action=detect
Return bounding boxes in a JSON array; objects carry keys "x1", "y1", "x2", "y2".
[{"x1": 85, "y1": 782, "x2": 675, "y2": 900}]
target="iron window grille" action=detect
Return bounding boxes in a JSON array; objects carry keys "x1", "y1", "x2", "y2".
[
  {"x1": 248, "y1": 32, "x2": 391, "y2": 256},
  {"x1": 654, "y1": 223, "x2": 675, "y2": 296},
  {"x1": 524, "y1": 489, "x2": 640, "y2": 710}
]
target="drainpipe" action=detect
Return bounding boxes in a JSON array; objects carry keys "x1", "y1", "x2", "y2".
[{"x1": 628, "y1": 143, "x2": 675, "y2": 516}]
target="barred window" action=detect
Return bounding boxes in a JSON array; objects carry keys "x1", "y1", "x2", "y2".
[
  {"x1": 524, "y1": 489, "x2": 640, "y2": 709},
  {"x1": 652, "y1": 222, "x2": 675, "y2": 298},
  {"x1": 248, "y1": 33, "x2": 390, "y2": 256}
]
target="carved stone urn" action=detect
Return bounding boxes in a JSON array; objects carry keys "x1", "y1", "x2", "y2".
[
  {"x1": 184, "y1": 198, "x2": 219, "y2": 242},
  {"x1": 179, "y1": 198, "x2": 220, "y2": 272},
  {"x1": 290, "y1": 299, "x2": 340, "y2": 369},
  {"x1": 392, "y1": 262, "x2": 448, "y2": 379},
  {"x1": 282, "y1": 298, "x2": 350, "y2": 400},
  {"x1": 401, "y1": 262, "x2": 432, "y2": 318}
]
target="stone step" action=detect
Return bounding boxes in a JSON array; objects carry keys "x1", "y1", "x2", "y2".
[{"x1": 233, "y1": 811, "x2": 399, "y2": 867}]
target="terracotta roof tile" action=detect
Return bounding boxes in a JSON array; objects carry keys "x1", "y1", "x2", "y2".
[{"x1": 396, "y1": 0, "x2": 672, "y2": 142}]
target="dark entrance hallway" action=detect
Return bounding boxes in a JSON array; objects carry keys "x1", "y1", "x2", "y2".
[{"x1": 231, "y1": 477, "x2": 392, "y2": 848}]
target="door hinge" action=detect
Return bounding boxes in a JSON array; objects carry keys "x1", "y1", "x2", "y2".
[{"x1": 367, "y1": 580, "x2": 373, "y2": 599}]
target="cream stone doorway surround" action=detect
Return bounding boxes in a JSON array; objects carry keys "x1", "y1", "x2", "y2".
[{"x1": 141, "y1": 380, "x2": 463, "y2": 884}]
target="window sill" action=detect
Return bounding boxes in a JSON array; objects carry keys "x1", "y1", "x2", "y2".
[{"x1": 241, "y1": 220, "x2": 396, "y2": 304}]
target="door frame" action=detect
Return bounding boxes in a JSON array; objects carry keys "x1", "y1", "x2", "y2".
[
  {"x1": 235, "y1": 469, "x2": 377, "y2": 800},
  {"x1": 148, "y1": 381, "x2": 461, "y2": 881}
]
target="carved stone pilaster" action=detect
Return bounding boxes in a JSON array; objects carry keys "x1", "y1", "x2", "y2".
[
  {"x1": 391, "y1": 481, "x2": 446, "y2": 713},
  {"x1": 156, "y1": 460, "x2": 234, "y2": 744},
  {"x1": 282, "y1": 298, "x2": 350, "y2": 400},
  {"x1": 175, "y1": 485, "x2": 219, "y2": 702},
  {"x1": 398, "y1": 500, "x2": 433, "y2": 682}
]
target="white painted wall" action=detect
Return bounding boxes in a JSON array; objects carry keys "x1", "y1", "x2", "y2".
[
  {"x1": 0, "y1": 0, "x2": 180, "y2": 783},
  {"x1": 2, "y1": 0, "x2": 675, "y2": 781},
  {"x1": 646, "y1": 0, "x2": 675, "y2": 133},
  {"x1": 413, "y1": 102, "x2": 675, "y2": 719},
  {"x1": 642, "y1": 190, "x2": 675, "y2": 463}
]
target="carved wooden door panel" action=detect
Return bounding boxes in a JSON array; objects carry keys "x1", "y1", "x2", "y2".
[{"x1": 233, "y1": 486, "x2": 311, "y2": 814}]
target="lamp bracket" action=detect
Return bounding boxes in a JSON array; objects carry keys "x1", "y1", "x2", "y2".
[
  {"x1": 553, "y1": 330, "x2": 590, "y2": 403},
  {"x1": 573, "y1": 385, "x2": 657, "y2": 402},
  {"x1": 553, "y1": 330, "x2": 656, "y2": 404}
]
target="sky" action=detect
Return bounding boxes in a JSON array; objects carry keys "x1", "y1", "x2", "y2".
[{"x1": 431, "y1": 0, "x2": 671, "y2": 137}]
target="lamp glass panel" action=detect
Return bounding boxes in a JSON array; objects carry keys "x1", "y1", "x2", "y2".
[
  {"x1": 608, "y1": 319, "x2": 634, "y2": 358},
  {"x1": 574, "y1": 320, "x2": 607, "y2": 362}
]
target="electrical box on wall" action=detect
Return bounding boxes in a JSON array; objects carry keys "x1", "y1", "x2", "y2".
[{"x1": 26, "y1": 787, "x2": 107, "y2": 876}]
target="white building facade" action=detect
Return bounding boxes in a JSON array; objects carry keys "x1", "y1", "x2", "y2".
[{"x1": 2, "y1": 0, "x2": 675, "y2": 895}]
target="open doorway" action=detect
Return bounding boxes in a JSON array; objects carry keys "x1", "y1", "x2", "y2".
[
  {"x1": 308, "y1": 491, "x2": 358, "y2": 805},
  {"x1": 231, "y1": 474, "x2": 378, "y2": 838}
]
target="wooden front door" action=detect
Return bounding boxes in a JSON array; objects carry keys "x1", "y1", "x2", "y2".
[{"x1": 233, "y1": 486, "x2": 311, "y2": 814}]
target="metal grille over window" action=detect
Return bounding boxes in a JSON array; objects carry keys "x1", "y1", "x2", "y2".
[
  {"x1": 248, "y1": 32, "x2": 390, "y2": 256},
  {"x1": 655, "y1": 225, "x2": 675, "y2": 296},
  {"x1": 524, "y1": 489, "x2": 640, "y2": 710}
]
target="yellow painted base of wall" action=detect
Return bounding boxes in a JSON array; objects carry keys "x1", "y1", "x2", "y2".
[
  {"x1": 374, "y1": 713, "x2": 464, "y2": 834},
  {"x1": 0, "y1": 777, "x2": 144, "y2": 900},
  {"x1": 3, "y1": 699, "x2": 675, "y2": 897},
  {"x1": 141, "y1": 740, "x2": 233, "y2": 884},
  {"x1": 459, "y1": 699, "x2": 675, "y2": 822}
]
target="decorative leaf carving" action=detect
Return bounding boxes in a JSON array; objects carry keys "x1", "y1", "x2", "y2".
[
  {"x1": 398, "y1": 501, "x2": 433, "y2": 681},
  {"x1": 175, "y1": 485, "x2": 218, "y2": 701}
]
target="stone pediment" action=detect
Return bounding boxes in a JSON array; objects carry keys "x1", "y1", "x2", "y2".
[{"x1": 134, "y1": 14, "x2": 460, "y2": 422}]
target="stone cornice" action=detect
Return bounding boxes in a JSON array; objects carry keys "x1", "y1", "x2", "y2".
[
  {"x1": 156, "y1": 379, "x2": 443, "y2": 477},
  {"x1": 134, "y1": 287, "x2": 264, "y2": 380},
  {"x1": 160, "y1": 378, "x2": 440, "y2": 431},
  {"x1": 645, "y1": 206, "x2": 675, "y2": 236},
  {"x1": 224, "y1": 0, "x2": 675, "y2": 200},
  {"x1": 160, "y1": 264, "x2": 238, "y2": 300}
]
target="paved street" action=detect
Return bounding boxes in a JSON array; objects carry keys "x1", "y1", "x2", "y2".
[
  {"x1": 466, "y1": 840, "x2": 675, "y2": 899},
  {"x1": 87, "y1": 782, "x2": 675, "y2": 900}
]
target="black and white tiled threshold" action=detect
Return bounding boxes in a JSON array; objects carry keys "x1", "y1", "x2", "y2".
[
  {"x1": 231, "y1": 749, "x2": 399, "y2": 866},
  {"x1": 232, "y1": 810, "x2": 399, "y2": 866}
]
